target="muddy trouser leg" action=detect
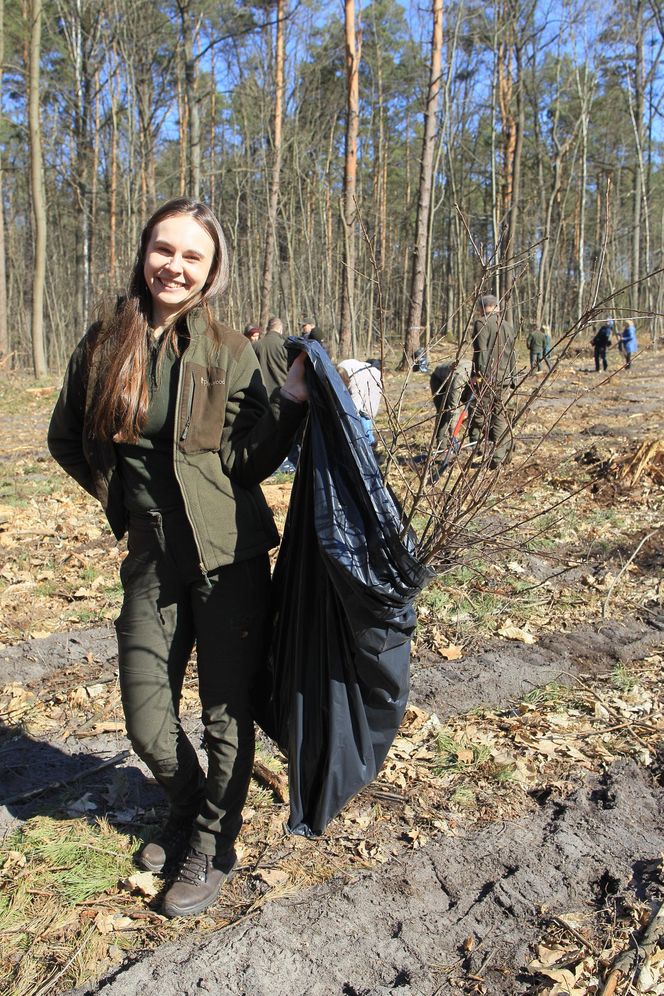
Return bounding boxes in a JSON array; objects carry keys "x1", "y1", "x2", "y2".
[
  {"x1": 189, "y1": 554, "x2": 271, "y2": 859},
  {"x1": 594, "y1": 345, "x2": 601, "y2": 371},
  {"x1": 489, "y1": 396, "x2": 515, "y2": 467},
  {"x1": 431, "y1": 370, "x2": 451, "y2": 444},
  {"x1": 468, "y1": 397, "x2": 486, "y2": 446},
  {"x1": 116, "y1": 517, "x2": 205, "y2": 822}
]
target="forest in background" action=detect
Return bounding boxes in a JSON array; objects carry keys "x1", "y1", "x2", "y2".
[{"x1": 0, "y1": 0, "x2": 662, "y2": 375}]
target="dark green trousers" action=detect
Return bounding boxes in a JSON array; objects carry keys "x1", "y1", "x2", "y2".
[
  {"x1": 468, "y1": 390, "x2": 515, "y2": 466},
  {"x1": 115, "y1": 511, "x2": 270, "y2": 857}
]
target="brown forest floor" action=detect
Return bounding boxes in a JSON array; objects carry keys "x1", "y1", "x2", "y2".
[{"x1": 0, "y1": 343, "x2": 663, "y2": 996}]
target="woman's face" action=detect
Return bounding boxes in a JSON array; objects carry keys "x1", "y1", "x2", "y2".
[{"x1": 143, "y1": 214, "x2": 216, "y2": 328}]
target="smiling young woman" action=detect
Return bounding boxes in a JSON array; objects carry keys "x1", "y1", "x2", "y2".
[
  {"x1": 143, "y1": 214, "x2": 217, "y2": 332},
  {"x1": 48, "y1": 197, "x2": 308, "y2": 918}
]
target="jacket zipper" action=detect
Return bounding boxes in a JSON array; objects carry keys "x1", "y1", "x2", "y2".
[
  {"x1": 180, "y1": 369, "x2": 195, "y2": 442},
  {"x1": 173, "y1": 353, "x2": 210, "y2": 583}
]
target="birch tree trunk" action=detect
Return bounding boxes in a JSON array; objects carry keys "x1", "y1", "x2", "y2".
[
  {"x1": 401, "y1": 0, "x2": 443, "y2": 368},
  {"x1": 339, "y1": 0, "x2": 361, "y2": 359},
  {"x1": 28, "y1": 0, "x2": 47, "y2": 376},
  {"x1": 259, "y1": 0, "x2": 285, "y2": 327}
]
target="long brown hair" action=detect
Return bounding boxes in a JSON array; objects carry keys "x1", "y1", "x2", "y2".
[{"x1": 91, "y1": 198, "x2": 230, "y2": 443}]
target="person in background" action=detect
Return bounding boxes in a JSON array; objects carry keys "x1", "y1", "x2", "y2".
[
  {"x1": 301, "y1": 319, "x2": 316, "y2": 337},
  {"x1": 254, "y1": 316, "x2": 300, "y2": 472},
  {"x1": 469, "y1": 294, "x2": 517, "y2": 469},
  {"x1": 243, "y1": 323, "x2": 261, "y2": 343},
  {"x1": 48, "y1": 198, "x2": 308, "y2": 918},
  {"x1": 253, "y1": 316, "x2": 288, "y2": 394},
  {"x1": 337, "y1": 357, "x2": 383, "y2": 446},
  {"x1": 526, "y1": 325, "x2": 546, "y2": 372},
  {"x1": 412, "y1": 346, "x2": 429, "y2": 374},
  {"x1": 619, "y1": 320, "x2": 638, "y2": 369},
  {"x1": 429, "y1": 358, "x2": 473, "y2": 446},
  {"x1": 592, "y1": 319, "x2": 613, "y2": 372},
  {"x1": 306, "y1": 326, "x2": 327, "y2": 351}
]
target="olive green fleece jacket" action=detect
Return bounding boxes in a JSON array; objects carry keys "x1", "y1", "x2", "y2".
[
  {"x1": 47, "y1": 309, "x2": 307, "y2": 575},
  {"x1": 526, "y1": 329, "x2": 546, "y2": 352},
  {"x1": 472, "y1": 311, "x2": 517, "y2": 388}
]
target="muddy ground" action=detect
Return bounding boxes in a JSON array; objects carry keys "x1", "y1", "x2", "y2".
[
  {"x1": 2, "y1": 614, "x2": 663, "y2": 995},
  {"x1": 1, "y1": 349, "x2": 663, "y2": 995}
]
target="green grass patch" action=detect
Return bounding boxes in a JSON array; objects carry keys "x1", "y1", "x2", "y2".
[
  {"x1": 611, "y1": 663, "x2": 638, "y2": 692},
  {"x1": 434, "y1": 731, "x2": 491, "y2": 775},
  {"x1": 0, "y1": 816, "x2": 141, "y2": 995},
  {"x1": 522, "y1": 681, "x2": 574, "y2": 710},
  {"x1": 449, "y1": 785, "x2": 477, "y2": 809}
]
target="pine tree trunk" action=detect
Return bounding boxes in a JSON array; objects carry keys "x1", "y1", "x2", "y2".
[
  {"x1": 401, "y1": 0, "x2": 443, "y2": 369},
  {"x1": 178, "y1": 1, "x2": 200, "y2": 200},
  {"x1": 630, "y1": 0, "x2": 645, "y2": 312},
  {"x1": 259, "y1": 0, "x2": 285, "y2": 328},
  {"x1": 28, "y1": 0, "x2": 47, "y2": 376},
  {"x1": 0, "y1": 0, "x2": 9, "y2": 361},
  {"x1": 339, "y1": 0, "x2": 361, "y2": 359}
]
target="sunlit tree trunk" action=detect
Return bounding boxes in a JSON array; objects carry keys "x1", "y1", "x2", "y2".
[
  {"x1": 339, "y1": 0, "x2": 361, "y2": 359},
  {"x1": 209, "y1": 42, "x2": 216, "y2": 206},
  {"x1": 401, "y1": 0, "x2": 443, "y2": 368},
  {"x1": 0, "y1": 0, "x2": 8, "y2": 360},
  {"x1": 109, "y1": 44, "x2": 119, "y2": 287},
  {"x1": 28, "y1": 0, "x2": 47, "y2": 376},
  {"x1": 259, "y1": 0, "x2": 285, "y2": 328},
  {"x1": 498, "y1": 12, "x2": 524, "y2": 329},
  {"x1": 177, "y1": 0, "x2": 200, "y2": 199},
  {"x1": 575, "y1": 68, "x2": 592, "y2": 321},
  {"x1": 177, "y1": 55, "x2": 187, "y2": 196},
  {"x1": 629, "y1": 0, "x2": 645, "y2": 312}
]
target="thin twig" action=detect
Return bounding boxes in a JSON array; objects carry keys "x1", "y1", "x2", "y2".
[
  {"x1": 559, "y1": 672, "x2": 650, "y2": 751},
  {"x1": 602, "y1": 527, "x2": 662, "y2": 619},
  {"x1": 30, "y1": 924, "x2": 95, "y2": 996}
]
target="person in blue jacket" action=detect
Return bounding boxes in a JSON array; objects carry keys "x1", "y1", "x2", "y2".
[{"x1": 619, "y1": 321, "x2": 638, "y2": 369}]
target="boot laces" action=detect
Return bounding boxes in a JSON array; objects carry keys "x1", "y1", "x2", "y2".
[{"x1": 175, "y1": 848, "x2": 208, "y2": 884}]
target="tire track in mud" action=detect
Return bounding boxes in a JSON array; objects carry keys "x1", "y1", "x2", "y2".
[{"x1": 69, "y1": 761, "x2": 664, "y2": 995}]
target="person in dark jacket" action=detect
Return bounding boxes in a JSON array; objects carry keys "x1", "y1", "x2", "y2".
[
  {"x1": 253, "y1": 315, "x2": 289, "y2": 395},
  {"x1": 429, "y1": 358, "x2": 473, "y2": 445},
  {"x1": 469, "y1": 295, "x2": 516, "y2": 469},
  {"x1": 253, "y1": 316, "x2": 300, "y2": 472},
  {"x1": 48, "y1": 198, "x2": 308, "y2": 918},
  {"x1": 527, "y1": 324, "x2": 553, "y2": 372},
  {"x1": 592, "y1": 320, "x2": 613, "y2": 371}
]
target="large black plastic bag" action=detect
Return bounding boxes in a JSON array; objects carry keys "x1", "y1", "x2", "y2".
[{"x1": 260, "y1": 338, "x2": 432, "y2": 837}]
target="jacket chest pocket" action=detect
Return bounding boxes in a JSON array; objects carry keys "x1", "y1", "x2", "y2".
[{"x1": 178, "y1": 362, "x2": 227, "y2": 453}]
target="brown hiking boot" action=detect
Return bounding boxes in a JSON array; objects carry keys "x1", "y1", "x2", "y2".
[
  {"x1": 162, "y1": 847, "x2": 237, "y2": 918},
  {"x1": 135, "y1": 817, "x2": 193, "y2": 874}
]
